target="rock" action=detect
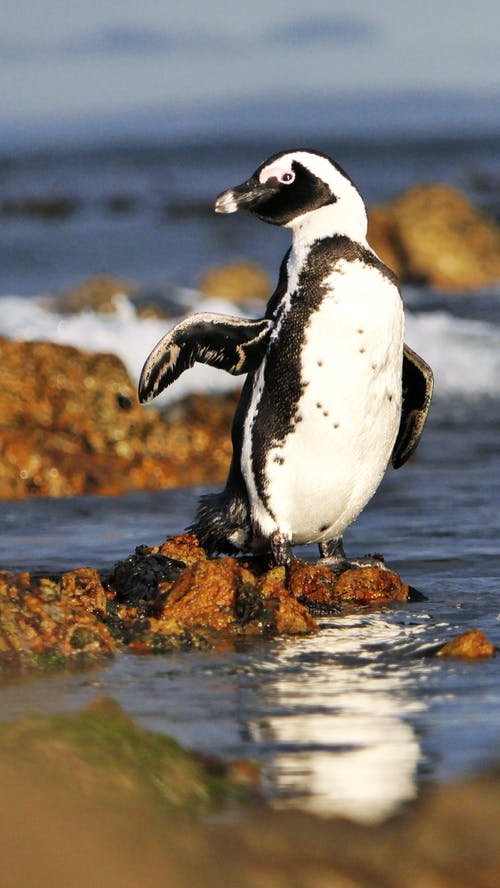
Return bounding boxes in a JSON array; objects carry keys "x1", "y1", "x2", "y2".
[
  {"x1": 367, "y1": 184, "x2": 500, "y2": 290},
  {"x1": 46, "y1": 274, "x2": 137, "y2": 314},
  {"x1": 334, "y1": 566, "x2": 410, "y2": 604},
  {"x1": 0, "y1": 568, "x2": 116, "y2": 669},
  {"x1": 0, "y1": 337, "x2": 235, "y2": 498},
  {"x1": 0, "y1": 534, "x2": 415, "y2": 668},
  {"x1": 199, "y1": 260, "x2": 272, "y2": 305},
  {"x1": 0, "y1": 698, "x2": 244, "y2": 811},
  {"x1": 436, "y1": 629, "x2": 496, "y2": 659}
]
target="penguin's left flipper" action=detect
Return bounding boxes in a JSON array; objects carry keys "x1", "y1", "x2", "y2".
[
  {"x1": 138, "y1": 313, "x2": 272, "y2": 403},
  {"x1": 391, "y1": 344, "x2": 434, "y2": 469}
]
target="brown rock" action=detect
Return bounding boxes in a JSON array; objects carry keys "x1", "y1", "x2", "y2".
[
  {"x1": 334, "y1": 567, "x2": 409, "y2": 604},
  {"x1": 288, "y1": 561, "x2": 341, "y2": 614},
  {"x1": 199, "y1": 260, "x2": 272, "y2": 305},
  {"x1": 256, "y1": 567, "x2": 318, "y2": 635},
  {"x1": 0, "y1": 538, "x2": 414, "y2": 668},
  {"x1": 368, "y1": 184, "x2": 500, "y2": 290},
  {"x1": 158, "y1": 533, "x2": 208, "y2": 564},
  {"x1": 437, "y1": 629, "x2": 496, "y2": 660},
  {"x1": 0, "y1": 569, "x2": 116, "y2": 668},
  {"x1": 0, "y1": 337, "x2": 234, "y2": 499}
]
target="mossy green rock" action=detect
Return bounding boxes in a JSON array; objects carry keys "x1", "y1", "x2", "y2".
[{"x1": 0, "y1": 698, "x2": 241, "y2": 811}]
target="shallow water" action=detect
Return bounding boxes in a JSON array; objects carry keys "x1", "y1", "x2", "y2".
[{"x1": 0, "y1": 412, "x2": 499, "y2": 822}]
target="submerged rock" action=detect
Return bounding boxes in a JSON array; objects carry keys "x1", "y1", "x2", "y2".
[
  {"x1": 368, "y1": 183, "x2": 500, "y2": 290},
  {"x1": 0, "y1": 533, "x2": 418, "y2": 668}
]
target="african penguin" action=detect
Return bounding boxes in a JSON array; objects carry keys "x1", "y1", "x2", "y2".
[{"x1": 139, "y1": 149, "x2": 433, "y2": 567}]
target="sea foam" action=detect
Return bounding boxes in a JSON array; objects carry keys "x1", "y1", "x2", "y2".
[{"x1": 0, "y1": 293, "x2": 498, "y2": 406}]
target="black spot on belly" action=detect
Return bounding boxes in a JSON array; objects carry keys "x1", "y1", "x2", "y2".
[
  {"x1": 333, "y1": 422, "x2": 340, "y2": 429},
  {"x1": 323, "y1": 410, "x2": 329, "y2": 417},
  {"x1": 319, "y1": 523, "x2": 329, "y2": 532},
  {"x1": 317, "y1": 359, "x2": 323, "y2": 367},
  {"x1": 388, "y1": 393, "x2": 393, "y2": 401},
  {"x1": 316, "y1": 402, "x2": 322, "y2": 409},
  {"x1": 359, "y1": 347, "x2": 365, "y2": 354}
]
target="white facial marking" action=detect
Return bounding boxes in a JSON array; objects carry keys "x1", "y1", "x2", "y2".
[{"x1": 259, "y1": 161, "x2": 295, "y2": 185}]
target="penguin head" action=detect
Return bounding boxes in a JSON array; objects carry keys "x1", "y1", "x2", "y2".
[{"x1": 215, "y1": 149, "x2": 368, "y2": 242}]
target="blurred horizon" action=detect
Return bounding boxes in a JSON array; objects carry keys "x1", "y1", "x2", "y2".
[{"x1": 2, "y1": 0, "x2": 499, "y2": 150}]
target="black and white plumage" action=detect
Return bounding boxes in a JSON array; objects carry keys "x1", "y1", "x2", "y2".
[{"x1": 139, "y1": 149, "x2": 433, "y2": 566}]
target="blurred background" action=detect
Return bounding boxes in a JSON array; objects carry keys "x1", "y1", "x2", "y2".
[{"x1": 0, "y1": 0, "x2": 499, "y2": 295}]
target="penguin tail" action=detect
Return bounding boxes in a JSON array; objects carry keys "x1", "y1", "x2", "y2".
[{"x1": 188, "y1": 490, "x2": 250, "y2": 556}]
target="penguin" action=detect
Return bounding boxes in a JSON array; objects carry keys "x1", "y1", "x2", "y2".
[{"x1": 139, "y1": 149, "x2": 433, "y2": 567}]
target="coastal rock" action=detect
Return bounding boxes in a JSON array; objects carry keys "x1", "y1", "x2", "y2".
[
  {"x1": 0, "y1": 568, "x2": 116, "y2": 669},
  {"x1": 46, "y1": 274, "x2": 136, "y2": 314},
  {"x1": 0, "y1": 534, "x2": 417, "y2": 668},
  {"x1": 367, "y1": 184, "x2": 500, "y2": 289},
  {"x1": 199, "y1": 260, "x2": 272, "y2": 305},
  {"x1": 436, "y1": 628, "x2": 496, "y2": 659},
  {"x1": 0, "y1": 336, "x2": 234, "y2": 498}
]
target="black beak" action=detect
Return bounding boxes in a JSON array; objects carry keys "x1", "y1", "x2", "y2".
[{"x1": 214, "y1": 177, "x2": 279, "y2": 214}]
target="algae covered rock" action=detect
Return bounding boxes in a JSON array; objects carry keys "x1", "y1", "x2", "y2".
[{"x1": 0, "y1": 697, "x2": 244, "y2": 810}]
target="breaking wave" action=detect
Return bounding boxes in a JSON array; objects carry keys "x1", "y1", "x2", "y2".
[{"x1": 0, "y1": 292, "x2": 498, "y2": 407}]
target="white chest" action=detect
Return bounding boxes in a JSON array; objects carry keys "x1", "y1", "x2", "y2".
[{"x1": 246, "y1": 259, "x2": 404, "y2": 543}]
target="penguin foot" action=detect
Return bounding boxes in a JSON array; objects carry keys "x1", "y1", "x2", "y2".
[
  {"x1": 318, "y1": 539, "x2": 387, "y2": 571},
  {"x1": 348, "y1": 554, "x2": 387, "y2": 569},
  {"x1": 318, "y1": 537, "x2": 351, "y2": 569},
  {"x1": 270, "y1": 531, "x2": 294, "y2": 567}
]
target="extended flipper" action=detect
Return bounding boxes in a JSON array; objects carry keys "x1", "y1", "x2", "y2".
[
  {"x1": 138, "y1": 313, "x2": 272, "y2": 403},
  {"x1": 392, "y1": 343, "x2": 434, "y2": 469}
]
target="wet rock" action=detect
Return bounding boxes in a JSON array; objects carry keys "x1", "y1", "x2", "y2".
[
  {"x1": 436, "y1": 629, "x2": 496, "y2": 659},
  {"x1": 107, "y1": 546, "x2": 186, "y2": 605},
  {"x1": 199, "y1": 260, "x2": 272, "y2": 305},
  {"x1": 0, "y1": 533, "x2": 416, "y2": 668},
  {"x1": 0, "y1": 337, "x2": 234, "y2": 498},
  {"x1": 288, "y1": 560, "x2": 342, "y2": 615},
  {"x1": 334, "y1": 566, "x2": 410, "y2": 604},
  {"x1": 367, "y1": 183, "x2": 500, "y2": 289},
  {"x1": 0, "y1": 568, "x2": 116, "y2": 669}
]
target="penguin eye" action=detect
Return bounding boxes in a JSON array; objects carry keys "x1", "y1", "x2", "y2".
[{"x1": 280, "y1": 171, "x2": 295, "y2": 184}]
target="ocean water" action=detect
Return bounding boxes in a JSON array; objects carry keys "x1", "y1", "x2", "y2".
[{"x1": 0, "y1": 131, "x2": 499, "y2": 822}]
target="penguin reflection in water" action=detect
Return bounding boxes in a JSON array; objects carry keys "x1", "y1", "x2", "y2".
[{"x1": 139, "y1": 150, "x2": 433, "y2": 568}]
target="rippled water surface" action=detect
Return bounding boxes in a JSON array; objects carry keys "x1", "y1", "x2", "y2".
[{"x1": 0, "y1": 412, "x2": 498, "y2": 822}]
